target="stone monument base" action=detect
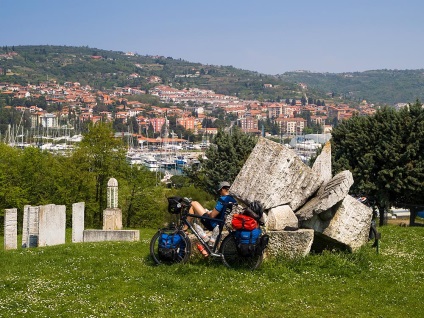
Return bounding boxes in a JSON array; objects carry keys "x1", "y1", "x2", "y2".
[
  {"x1": 83, "y1": 230, "x2": 139, "y2": 242},
  {"x1": 103, "y1": 208, "x2": 122, "y2": 230}
]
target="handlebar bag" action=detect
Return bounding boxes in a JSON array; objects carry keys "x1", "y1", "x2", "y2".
[{"x1": 167, "y1": 196, "x2": 183, "y2": 214}]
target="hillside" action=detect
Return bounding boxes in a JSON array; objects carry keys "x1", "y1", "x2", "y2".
[
  {"x1": 280, "y1": 69, "x2": 424, "y2": 105},
  {"x1": 1, "y1": 45, "x2": 423, "y2": 105},
  {"x1": 0, "y1": 45, "x2": 307, "y2": 102}
]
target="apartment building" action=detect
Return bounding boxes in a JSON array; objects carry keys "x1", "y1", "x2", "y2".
[
  {"x1": 177, "y1": 116, "x2": 196, "y2": 131},
  {"x1": 238, "y1": 117, "x2": 259, "y2": 131},
  {"x1": 149, "y1": 117, "x2": 166, "y2": 133},
  {"x1": 275, "y1": 117, "x2": 306, "y2": 135}
]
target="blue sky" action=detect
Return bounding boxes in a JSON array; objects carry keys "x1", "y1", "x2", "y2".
[{"x1": 1, "y1": 0, "x2": 423, "y2": 74}]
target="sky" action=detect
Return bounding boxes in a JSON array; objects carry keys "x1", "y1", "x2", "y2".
[{"x1": 1, "y1": 0, "x2": 424, "y2": 75}]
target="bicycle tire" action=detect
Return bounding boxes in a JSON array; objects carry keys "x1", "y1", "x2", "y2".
[
  {"x1": 220, "y1": 234, "x2": 263, "y2": 270},
  {"x1": 150, "y1": 229, "x2": 191, "y2": 265}
]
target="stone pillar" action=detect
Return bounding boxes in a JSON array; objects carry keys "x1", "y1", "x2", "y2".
[
  {"x1": 28, "y1": 206, "x2": 40, "y2": 247},
  {"x1": 72, "y1": 202, "x2": 85, "y2": 243},
  {"x1": 22, "y1": 205, "x2": 30, "y2": 248},
  {"x1": 103, "y1": 208, "x2": 123, "y2": 230},
  {"x1": 38, "y1": 204, "x2": 66, "y2": 247},
  {"x1": 103, "y1": 178, "x2": 122, "y2": 230},
  {"x1": 4, "y1": 208, "x2": 17, "y2": 250},
  {"x1": 107, "y1": 178, "x2": 118, "y2": 209}
]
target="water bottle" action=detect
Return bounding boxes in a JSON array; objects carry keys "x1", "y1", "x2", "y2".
[
  {"x1": 193, "y1": 223, "x2": 210, "y2": 242},
  {"x1": 208, "y1": 225, "x2": 219, "y2": 247},
  {"x1": 197, "y1": 243, "x2": 209, "y2": 257}
]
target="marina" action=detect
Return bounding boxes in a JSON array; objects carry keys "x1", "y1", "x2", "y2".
[{"x1": 125, "y1": 147, "x2": 206, "y2": 180}]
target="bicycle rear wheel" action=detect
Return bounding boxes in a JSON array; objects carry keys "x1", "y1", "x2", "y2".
[
  {"x1": 150, "y1": 229, "x2": 191, "y2": 265},
  {"x1": 220, "y1": 234, "x2": 263, "y2": 270}
]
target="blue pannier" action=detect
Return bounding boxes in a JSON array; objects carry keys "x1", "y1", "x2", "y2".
[
  {"x1": 158, "y1": 232, "x2": 185, "y2": 261},
  {"x1": 234, "y1": 228, "x2": 262, "y2": 256}
]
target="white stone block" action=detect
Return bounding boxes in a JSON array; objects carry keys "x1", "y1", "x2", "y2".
[
  {"x1": 295, "y1": 170, "x2": 354, "y2": 221},
  {"x1": 266, "y1": 205, "x2": 298, "y2": 231},
  {"x1": 4, "y1": 208, "x2": 17, "y2": 250},
  {"x1": 300, "y1": 195, "x2": 372, "y2": 251},
  {"x1": 231, "y1": 137, "x2": 323, "y2": 210},
  {"x1": 72, "y1": 202, "x2": 85, "y2": 243},
  {"x1": 38, "y1": 204, "x2": 66, "y2": 247},
  {"x1": 265, "y1": 229, "x2": 314, "y2": 259},
  {"x1": 312, "y1": 141, "x2": 332, "y2": 184}
]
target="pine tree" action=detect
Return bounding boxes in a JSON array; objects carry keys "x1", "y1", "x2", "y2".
[
  {"x1": 185, "y1": 127, "x2": 257, "y2": 194},
  {"x1": 332, "y1": 103, "x2": 424, "y2": 225}
]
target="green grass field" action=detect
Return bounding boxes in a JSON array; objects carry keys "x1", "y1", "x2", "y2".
[{"x1": 1, "y1": 225, "x2": 423, "y2": 318}]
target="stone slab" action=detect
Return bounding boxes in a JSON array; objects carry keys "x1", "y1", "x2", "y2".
[
  {"x1": 265, "y1": 229, "x2": 314, "y2": 259},
  {"x1": 38, "y1": 204, "x2": 66, "y2": 247},
  {"x1": 4, "y1": 208, "x2": 17, "y2": 250},
  {"x1": 231, "y1": 137, "x2": 323, "y2": 210},
  {"x1": 83, "y1": 230, "x2": 140, "y2": 242},
  {"x1": 295, "y1": 170, "x2": 354, "y2": 221},
  {"x1": 28, "y1": 206, "x2": 40, "y2": 247},
  {"x1": 266, "y1": 205, "x2": 298, "y2": 231},
  {"x1": 312, "y1": 141, "x2": 332, "y2": 184},
  {"x1": 22, "y1": 205, "x2": 30, "y2": 248},
  {"x1": 72, "y1": 202, "x2": 85, "y2": 243},
  {"x1": 300, "y1": 195, "x2": 372, "y2": 251}
]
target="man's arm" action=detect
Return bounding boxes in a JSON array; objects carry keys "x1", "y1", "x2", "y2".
[{"x1": 208, "y1": 208, "x2": 220, "y2": 218}]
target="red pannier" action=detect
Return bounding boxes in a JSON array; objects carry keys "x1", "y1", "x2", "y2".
[{"x1": 231, "y1": 214, "x2": 258, "y2": 231}]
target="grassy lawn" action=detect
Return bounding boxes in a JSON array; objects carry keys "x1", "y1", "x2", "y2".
[{"x1": 1, "y1": 225, "x2": 423, "y2": 317}]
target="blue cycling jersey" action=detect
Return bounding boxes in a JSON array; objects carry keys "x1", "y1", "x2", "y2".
[
  {"x1": 202, "y1": 195, "x2": 237, "y2": 231},
  {"x1": 214, "y1": 195, "x2": 237, "y2": 220}
]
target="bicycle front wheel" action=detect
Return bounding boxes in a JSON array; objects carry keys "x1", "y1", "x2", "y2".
[
  {"x1": 220, "y1": 234, "x2": 263, "y2": 270},
  {"x1": 150, "y1": 229, "x2": 191, "y2": 265}
]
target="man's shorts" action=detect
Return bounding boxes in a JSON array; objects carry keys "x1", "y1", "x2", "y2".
[{"x1": 200, "y1": 212, "x2": 215, "y2": 231}]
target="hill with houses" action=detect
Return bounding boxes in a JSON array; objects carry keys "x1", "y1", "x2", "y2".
[{"x1": 0, "y1": 45, "x2": 416, "y2": 146}]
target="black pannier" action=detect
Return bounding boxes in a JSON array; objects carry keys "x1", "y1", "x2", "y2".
[
  {"x1": 242, "y1": 200, "x2": 264, "y2": 225},
  {"x1": 167, "y1": 196, "x2": 183, "y2": 214}
]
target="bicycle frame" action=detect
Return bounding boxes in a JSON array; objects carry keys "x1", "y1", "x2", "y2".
[
  {"x1": 179, "y1": 202, "x2": 236, "y2": 258},
  {"x1": 151, "y1": 200, "x2": 266, "y2": 269}
]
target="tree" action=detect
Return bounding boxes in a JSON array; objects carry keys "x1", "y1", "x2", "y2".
[
  {"x1": 0, "y1": 144, "x2": 26, "y2": 210},
  {"x1": 258, "y1": 118, "x2": 280, "y2": 135},
  {"x1": 72, "y1": 122, "x2": 127, "y2": 226},
  {"x1": 185, "y1": 127, "x2": 257, "y2": 194},
  {"x1": 119, "y1": 165, "x2": 163, "y2": 228},
  {"x1": 332, "y1": 103, "x2": 424, "y2": 225}
]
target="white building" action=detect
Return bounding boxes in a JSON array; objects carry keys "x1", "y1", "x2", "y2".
[{"x1": 39, "y1": 113, "x2": 58, "y2": 128}]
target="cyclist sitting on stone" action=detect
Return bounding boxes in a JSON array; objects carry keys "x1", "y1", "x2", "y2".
[{"x1": 185, "y1": 181, "x2": 237, "y2": 231}]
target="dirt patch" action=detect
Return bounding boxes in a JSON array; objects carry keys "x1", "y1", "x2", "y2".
[{"x1": 386, "y1": 218, "x2": 424, "y2": 226}]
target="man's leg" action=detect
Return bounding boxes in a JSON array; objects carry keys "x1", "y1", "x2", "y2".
[{"x1": 184, "y1": 201, "x2": 207, "y2": 231}]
